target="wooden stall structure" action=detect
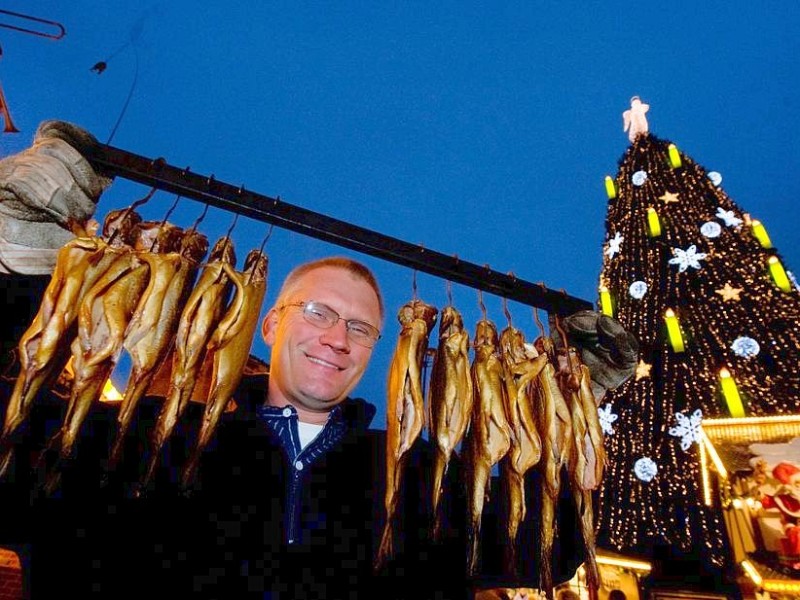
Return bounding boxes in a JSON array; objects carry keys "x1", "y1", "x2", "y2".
[{"x1": 700, "y1": 416, "x2": 800, "y2": 599}]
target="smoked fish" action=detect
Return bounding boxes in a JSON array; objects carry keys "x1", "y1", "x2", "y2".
[
  {"x1": 556, "y1": 349, "x2": 601, "y2": 591},
  {"x1": 498, "y1": 325, "x2": 547, "y2": 573},
  {"x1": 532, "y1": 335, "x2": 572, "y2": 598},
  {"x1": 428, "y1": 305, "x2": 473, "y2": 538},
  {"x1": 376, "y1": 299, "x2": 437, "y2": 569},
  {"x1": 464, "y1": 318, "x2": 511, "y2": 575},
  {"x1": 140, "y1": 235, "x2": 235, "y2": 490},
  {"x1": 0, "y1": 209, "x2": 141, "y2": 477},
  {"x1": 180, "y1": 249, "x2": 268, "y2": 489},
  {"x1": 107, "y1": 226, "x2": 208, "y2": 472}
]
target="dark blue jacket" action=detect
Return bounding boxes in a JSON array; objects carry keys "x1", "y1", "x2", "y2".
[{"x1": 183, "y1": 383, "x2": 469, "y2": 599}]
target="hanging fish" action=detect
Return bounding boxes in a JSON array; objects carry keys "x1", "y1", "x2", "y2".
[
  {"x1": 532, "y1": 335, "x2": 572, "y2": 599},
  {"x1": 556, "y1": 348, "x2": 602, "y2": 592},
  {"x1": 0, "y1": 209, "x2": 141, "y2": 478},
  {"x1": 180, "y1": 249, "x2": 268, "y2": 489},
  {"x1": 498, "y1": 325, "x2": 547, "y2": 573},
  {"x1": 463, "y1": 318, "x2": 512, "y2": 576},
  {"x1": 39, "y1": 221, "x2": 178, "y2": 494},
  {"x1": 376, "y1": 299, "x2": 437, "y2": 569},
  {"x1": 428, "y1": 305, "x2": 473, "y2": 538},
  {"x1": 140, "y1": 234, "x2": 235, "y2": 491},
  {"x1": 107, "y1": 226, "x2": 208, "y2": 473}
]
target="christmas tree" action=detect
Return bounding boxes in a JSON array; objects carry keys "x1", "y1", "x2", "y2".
[{"x1": 594, "y1": 100, "x2": 800, "y2": 570}]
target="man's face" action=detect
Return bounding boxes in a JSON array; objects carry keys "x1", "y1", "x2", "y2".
[{"x1": 262, "y1": 266, "x2": 382, "y2": 415}]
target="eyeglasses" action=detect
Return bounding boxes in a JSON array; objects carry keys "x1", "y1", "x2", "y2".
[{"x1": 280, "y1": 301, "x2": 381, "y2": 348}]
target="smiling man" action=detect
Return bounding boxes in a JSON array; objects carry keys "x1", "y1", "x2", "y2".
[
  {"x1": 262, "y1": 259, "x2": 384, "y2": 423},
  {"x1": 182, "y1": 256, "x2": 467, "y2": 600}
]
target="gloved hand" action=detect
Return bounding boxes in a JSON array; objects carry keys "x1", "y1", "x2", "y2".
[
  {"x1": 0, "y1": 120, "x2": 112, "y2": 274},
  {"x1": 550, "y1": 310, "x2": 638, "y2": 401}
]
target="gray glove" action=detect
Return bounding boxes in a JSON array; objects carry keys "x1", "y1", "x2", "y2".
[
  {"x1": 550, "y1": 310, "x2": 638, "y2": 400},
  {"x1": 0, "y1": 120, "x2": 112, "y2": 274}
]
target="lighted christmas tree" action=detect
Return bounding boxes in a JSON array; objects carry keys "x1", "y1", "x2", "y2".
[{"x1": 594, "y1": 99, "x2": 800, "y2": 568}]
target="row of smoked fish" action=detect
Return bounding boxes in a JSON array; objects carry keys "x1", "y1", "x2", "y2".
[
  {"x1": 378, "y1": 299, "x2": 606, "y2": 595},
  {"x1": 0, "y1": 207, "x2": 268, "y2": 494}
]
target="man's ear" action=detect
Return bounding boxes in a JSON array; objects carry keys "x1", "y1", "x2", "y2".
[{"x1": 262, "y1": 308, "x2": 279, "y2": 346}]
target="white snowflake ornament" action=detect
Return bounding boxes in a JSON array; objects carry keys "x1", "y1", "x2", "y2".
[
  {"x1": 598, "y1": 404, "x2": 618, "y2": 436},
  {"x1": 668, "y1": 245, "x2": 707, "y2": 272},
  {"x1": 716, "y1": 207, "x2": 743, "y2": 228},
  {"x1": 634, "y1": 457, "x2": 658, "y2": 482},
  {"x1": 669, "y1": 408, "x2": 703, "y2": 451},
  {"x1": 605, "y1": 232, "x2": 624, "y2": 258},
  {"x1": 700, "y1": 222, "x2": 721, "y2": 238},
  {"x1": 632, "y1": 171, "x2": 648, "y2": 186},
  {"x1": 731, "y1": 336, "x2": 760, "y2": 358}
]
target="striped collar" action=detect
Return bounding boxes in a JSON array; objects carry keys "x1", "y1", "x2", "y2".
[{"x1": 255, "y1": 403, "x2": 347, "y2": 468}]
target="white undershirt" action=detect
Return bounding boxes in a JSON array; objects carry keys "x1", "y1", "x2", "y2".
[{"x1": 297, "y1": 421, "x2": 324, "y2": 449}]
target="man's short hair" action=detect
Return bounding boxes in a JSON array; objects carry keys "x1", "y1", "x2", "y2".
[{"x1": 275, "y1": 256, "x2": 384, "y2": 322}]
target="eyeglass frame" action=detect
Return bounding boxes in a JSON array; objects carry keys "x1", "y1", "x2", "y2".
[{"x1": 278, "y1": 300, "x2": 382, "y2": 347}]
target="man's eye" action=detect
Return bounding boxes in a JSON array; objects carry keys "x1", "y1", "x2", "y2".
[
  {"x1": 307, "y1": 308, "x2": 331, "y2": 322},
  {"x1": 348, "y1": 322, "x2": 373, "y2": 337}
]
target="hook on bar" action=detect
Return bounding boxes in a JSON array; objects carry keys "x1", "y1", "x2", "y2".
[
  {"x1": 225, "y1": 213, "x2": 240, "y2": 239},
  {"x1": 189, "y1": 202, "x2": 211, "y2": 232},
  {"x1": 502, "y1": 297, "x2": 512, "y2": 328},
  {"x1": 532, "y1": 307, "x2": 546, "y2": 339},
  {"x1": 257, "y1": 224, "x2": 275, "y2": 255},
  {"x1": 162, "y1": 193, "x2": 182, "y2": 223},
  {"x1": 477, "y1": 289, "x2": 487, "y2": 322}
]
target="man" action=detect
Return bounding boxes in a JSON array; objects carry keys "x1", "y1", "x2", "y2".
[{"x1": 179, "y1": 256, "x2": 468, "y2": 599}]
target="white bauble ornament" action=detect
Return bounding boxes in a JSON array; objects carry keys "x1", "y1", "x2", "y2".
[
  {"x1": 700, "y1": 222, "x2": 722, "y2": 238},
  {"x1": 632, "y1": 171, "x2": 648, "y2": 186},
  {"x1": 634, "y1": 457, "x2": 658, "y2": 482},
  {"x1": 629, "y1": 281, "x2": 648, "y2": 299},
  {"x1": 731, "y1": 336, "x2": 760, "y2": 358},
  {"x1": 708, "y1": 171, "x2": 723, "y2": 186}
]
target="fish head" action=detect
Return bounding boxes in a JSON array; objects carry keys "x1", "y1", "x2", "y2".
[
  {"x1": 181, "y1": 229, "x2": 209, "y2": 263},
  {"x1": 411, "y1": 299, "x2": 438, "y2": 332},
  {"x1": 244, "y1": 250, "x2": 268, "y2": 282},
  {"x1": 439, "y1": 305, "x2": 463, "y2": 337},
  {"x1": 499, "y1": 325, "x2": 527, "y2": 362},
  {"x1": 473, "y1": 319, "x2": 498, "y2": 348},
  {"x1": 534, "y1": 334, "x2": 556, "y2": 357},
  {"x1": 209, "y1": 236, "x2": 237, "y2": 265},
  {"x1": 103, "y1": 207, "x2": 142, "y2": 246},
  {"x1": 135, "y1": 221, "x2": 183, "y2": 253},
  {"x1": 397, "y1": 302, "x2": 416, "y2": 326}
]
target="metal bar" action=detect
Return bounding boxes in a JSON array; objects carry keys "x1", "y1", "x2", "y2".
[{"x1": 86, "y1": 143, "x2": 593, "y2": 316}]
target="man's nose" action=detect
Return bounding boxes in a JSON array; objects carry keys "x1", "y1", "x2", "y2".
[{"x1": 319, "y1": 318, "x2": 351, "y2": 350}]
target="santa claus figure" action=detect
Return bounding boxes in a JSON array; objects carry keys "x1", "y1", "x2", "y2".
[{"x1": 762, "y1": 461, "x2": 800, "y2": 566}]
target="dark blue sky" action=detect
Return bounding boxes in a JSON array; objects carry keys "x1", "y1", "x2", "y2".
[{"x1": 3, "y1": 2, "x2": 798, "y2": 425}]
